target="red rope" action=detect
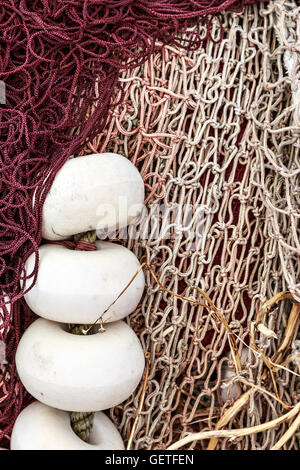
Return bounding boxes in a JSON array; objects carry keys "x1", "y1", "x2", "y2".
[{"x1": 0, "y1": 0, "x2": 268, "y2": 445}]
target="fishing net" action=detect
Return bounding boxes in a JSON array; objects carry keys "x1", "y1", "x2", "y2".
[
  {"x1": 1, "y1": 0, "x2": 261, "y2": 445},
  {"x1": 81, "y1": 0, "x2": 300, "y2": 450},
  {"x1": 1, "y1": 0, "x2": 300, "y2": 451}
]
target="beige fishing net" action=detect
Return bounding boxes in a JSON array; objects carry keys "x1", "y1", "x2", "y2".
[{"x1": 82, "y1": 0, "x2": 300, "y2": 450}]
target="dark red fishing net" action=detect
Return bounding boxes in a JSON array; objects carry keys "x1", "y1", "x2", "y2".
[{"x1": 0, "y1": 0, "x2": 268, "y2": 446}]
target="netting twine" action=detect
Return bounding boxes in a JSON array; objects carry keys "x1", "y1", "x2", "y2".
[
  {"x1": 83, "y1": 0, "x2": 299, "y2": 449},
  {"x1": 2, "y1": 0, "x2": 300, "y2": 450},
  {"x1": 0, "y1": 0, "x2": 263, "y2": 444}
]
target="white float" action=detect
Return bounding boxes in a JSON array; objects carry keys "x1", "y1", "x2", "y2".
[
  {"x1": 42, "y1": 153, "x2": 145, "y2": 240},
  {"x1": 11, "y1": 401, "x2": 124, "y2": 450},
  {"x1": 23, "y1": 242, "x2": 145, "y2": 324},
  {"x1": 16, "y1": 318, "x2": 145, "y2": 412}
]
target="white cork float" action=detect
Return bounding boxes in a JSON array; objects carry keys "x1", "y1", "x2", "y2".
[
  {"x1": 42, "y1": 153, "x2": 145, "y2": 240},
  {"x1": 23, "y1": 241, "x2": 145, "y2": 324},
  {"x1": 11, "y1": 402, "x2": 124, "y2": 450},
  {"x1": 12, "y1": 153, "x2": 146, "y2": 450},
  {"x1": 16, "y1": 318, "x2": 145, "y2": 411}
]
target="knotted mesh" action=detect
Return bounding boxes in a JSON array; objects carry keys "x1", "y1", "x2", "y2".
[
  {"x1": 1, "y1": 0, "x2": 263, "y2": 444},
  {"x1": 82, "y1": 0, "x2": 300, "y2": 449}
]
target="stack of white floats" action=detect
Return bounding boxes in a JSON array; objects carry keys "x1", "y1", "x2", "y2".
[{"x1": 11, "y1": 154, "x2": 146, "y2": 450}]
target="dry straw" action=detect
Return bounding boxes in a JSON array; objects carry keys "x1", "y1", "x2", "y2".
[{"x1": 89, "y1": 266, "x2": 300, "y2": 450}]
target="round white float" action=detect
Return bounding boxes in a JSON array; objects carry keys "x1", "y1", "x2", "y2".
[
  {"x1": 23, "y1": 241, "x2": 145, "y2": 324},
  {"x1": 41, "y1": 153, "x2": 145, "y2": 240},
  {"x1": 16, "y1": 318, "x2": 145, "y2": 412},
  {"x1": 11, "y1": 401, "x2": 124, "y2": 450}
]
